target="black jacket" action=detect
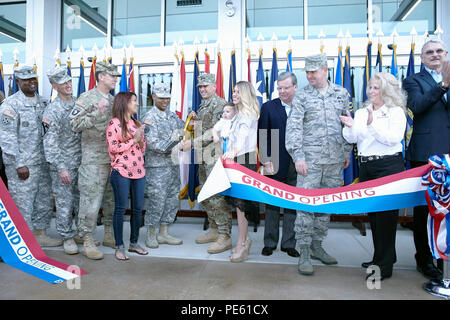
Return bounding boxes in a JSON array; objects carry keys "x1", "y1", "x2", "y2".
[{"x1": 403, "y1": 69, "x2": 450, "y2": 162}]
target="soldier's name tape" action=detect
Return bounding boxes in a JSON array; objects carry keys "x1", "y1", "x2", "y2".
[
  {"x1": 0, "y1": 179, "x2": 87, "y2": 284},
  {"x1": 198, "y1": 159, "x2": 429, "y2": 214}
]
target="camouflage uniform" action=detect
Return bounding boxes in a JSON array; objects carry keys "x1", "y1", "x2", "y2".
[
  {"x1": 195, "y1": 92, "x2": 232, "y2": 236},
  {"x1": 0, "y1": 80, "x2": 52, "y2": 231},
  {"x1": 43, "y1": 94, "x2": 81, "y2": 240},
  {"x1": 70, "y1": 87, "x2": 115, "y2": 237},
  {"x1": 286, "y1": 81, "x2": 353, "y2": 247},
  {"x1": 142, "y1": 104, "x2": 184, "y2": 227}
]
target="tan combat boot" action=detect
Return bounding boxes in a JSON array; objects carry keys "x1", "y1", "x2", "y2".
[
  {"x1": 207, "y1": 234, "x2": 232, "y2": 254},
  {"x1": 81, "y1": 233, "x2": 104, "y2": 260},
  {"x1": 102, "y1": 224, "x2": 115, "y2": 248},
  {"x1": 74, "y1": 236, "x2": 100, "y2": 246},
  {"x1": 195, "y1": 228, "x2": 219, "y2": 244},
  {"x1": 63, "y1": 238, "x2": 79, "y2": 255},
  {"x1": 145, "y1": 226, "x2": 159, "y2": 248},
  {"x1": 157, "y1": 224, "x2": 182, "y2": 245},
  {"x1": 33, "y1": 229, "x2": 63, "y2": 247}
]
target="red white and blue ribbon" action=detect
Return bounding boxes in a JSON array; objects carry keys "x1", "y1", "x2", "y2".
[
  {"x1": 422, "y1": 154, "x2": 450, "y2": 262},
  {"x1": 0, "y1": 178, "x2": 88, "y2": 284},
  {"x1": 199, "y1": 158, "x2": 429, "y2": 214}
]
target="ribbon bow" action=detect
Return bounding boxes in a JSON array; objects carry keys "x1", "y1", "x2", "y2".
[{"x1": 422, "y1": 154, "x2": 450, "y2": 261}]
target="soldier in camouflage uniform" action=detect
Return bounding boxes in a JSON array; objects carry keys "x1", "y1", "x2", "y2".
[
  {"x1": 0, "y1": 65, "x2": 62, "y2": 247},
  {"x1": 142, "y1": 83, "x2": 185, "y2": 248},
  {"x1": 189, "y1": 73, "x2": 232, "y2": 254},
  {"x1": 285, "y1": 54, "x2": 352, "y2": 275},
  {"x1": 69, "y1": 61, "x2": 120, "y2": 260},
  {"x1": 43, "y1": 66, "x2": 81, "y2": 255}
]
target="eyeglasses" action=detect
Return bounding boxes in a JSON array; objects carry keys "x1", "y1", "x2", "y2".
[
  {"x1": 277, "y1": 85, "x2": 293, "y2": 91},
  {"x1": 423, "y1": 48, "x2": 446, "y2": 56}
]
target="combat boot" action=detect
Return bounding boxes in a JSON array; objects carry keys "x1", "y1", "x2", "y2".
[
  {"x1": 63, "y1": 238, "x2": 79, "y2": 255},
  {"x1": 310, "y1": 240, "x2": 338, "y2": 265},
  {"x1": 102, "y1": 224, "x2": 115, "y2": 248},
  {"x1": 74, "y1": 236, "x2": 100, "y2": 246},
  {"x1": 33, "y1": 229, "x2": 63, "y2": 247},
  {"x1": 81, "y1": 233, "x2": 104, "y2": 260},
  {"x1": 207, "y1": 234, "x2": 232, "y2": 254},
  {"x1": 298, "y1": 245, "x2": 314, "y2": 275},
  {"x1": 157, "y1": 224, "x2": 182, "y2": 245},
  {"x1": 195, "y1": 228, "x2": 219, "y2": 244},
  {"x1": 145, "y1": 226, "x2": 159, "y2": 248}
]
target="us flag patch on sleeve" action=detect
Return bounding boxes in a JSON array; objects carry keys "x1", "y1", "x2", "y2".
[{"x1": 2, "y1": 108, "x2": 16, "y2": 119}]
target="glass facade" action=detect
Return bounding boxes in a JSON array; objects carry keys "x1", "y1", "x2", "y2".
[
  {"x1": 0, "y1": 2, "x2": 26, "y2": 65},
  {"x1": 246, "y1": 0, "x2": 304, "y2": 40},
  {"x1": 307, "y1": 0, "x2": 367, "y2": 38},
  {"x1": 61, "y1": 0, "x2": 109, "y2": 51},
  {"x1": 165, "y1": 0, "x2": 218, "y2": 45},
  {"x1": 246, "y1": 0, "x2": 435, "y2": 40},
  {"x1": 112, "y1": 0, "x2": 161, "y2": 48},
  {"x1": 372, "y1": 0, "x2": 435, "y2": 36}
]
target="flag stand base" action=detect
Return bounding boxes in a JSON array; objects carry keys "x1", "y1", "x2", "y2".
[{"x1": 423, "y1": 279, "x2": 450, "y2": 299}]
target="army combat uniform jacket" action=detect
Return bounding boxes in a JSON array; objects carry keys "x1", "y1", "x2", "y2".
[
  {"x1": 43, "y1": 96, "x2": 81, "y2": 172},
  {"x1": 69, "y1": 87, "x2": 114, "y2": 165},
  {"x1": 0, "y1": 91, "x2": 48, "y2": 167}
]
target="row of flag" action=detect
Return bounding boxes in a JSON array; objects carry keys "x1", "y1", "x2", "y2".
[{"x1": 0, "y1": 54, "x2": 136, "y2": 99}]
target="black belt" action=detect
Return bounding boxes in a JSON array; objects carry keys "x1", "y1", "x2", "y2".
[{"x1": 359, "y1": 152, "x2": 402, "y2": 163}]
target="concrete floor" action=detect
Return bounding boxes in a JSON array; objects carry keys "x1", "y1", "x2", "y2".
[{"x1": 0, "y1": 217, "x2": 442, "y2": 300}]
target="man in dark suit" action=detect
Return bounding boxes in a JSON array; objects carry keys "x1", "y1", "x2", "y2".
[
  {"x1": 403, "y1": 38, "x2": 450, "y2": 280},
  {"x1": 258, "y1": 72, "x2": 299, "y2": 257}
]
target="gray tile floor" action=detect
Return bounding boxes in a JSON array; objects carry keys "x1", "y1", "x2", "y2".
[{"x1": 0, "y1": 217, "x2": 442, "y2": 300}]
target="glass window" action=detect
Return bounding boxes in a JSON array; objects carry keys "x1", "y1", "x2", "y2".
[
  {"x1": 62, "y1": 0, "x2": 109, "y2": 51},
  {"x1": 246, "y1": 0, "x2": 304, "y2": 40},
  {"x1": 0, "y1": 2, "x2": 26, "y2": 65},
  {"x1": 165, "y1": 0, "x2": 218, "y2": 45},
  {"x1": 372, "y1": 0, "x2": 435, "y2": 36},
  {"x1": 308, "y1": 0, "x2": 367, "y2": 39},
  {"x1": 112, "y1": 0, "x2": 161, "y2": 48}
]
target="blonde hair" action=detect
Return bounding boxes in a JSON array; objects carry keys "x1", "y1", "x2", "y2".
[
  {"x1": 235, "y1": 81, "x2": 260, "y2": 120},
  {"x1": 365, "y1": 72, "x2": 407, "y2": 112}
]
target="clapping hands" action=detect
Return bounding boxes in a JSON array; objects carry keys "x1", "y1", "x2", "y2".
[{"x1": 339, "y1": 110, "x2": 354, "y2": 127}]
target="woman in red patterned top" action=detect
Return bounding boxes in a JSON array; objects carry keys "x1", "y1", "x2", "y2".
[{"x1": 107, "y1": 92, "x2": 148, "y2": 260}]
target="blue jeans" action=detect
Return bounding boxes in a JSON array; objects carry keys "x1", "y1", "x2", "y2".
[{"x1": 110, "y1": 170, "x2": 145, "y2": 248}]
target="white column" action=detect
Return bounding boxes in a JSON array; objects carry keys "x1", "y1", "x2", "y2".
[
  {"x1": 436, "y1": 0, "x2": 450, "y2": 46},
  {"x1": 218, "y1": 0, "x2": 245, "y2": 85},
  {"x1": 26, "y1": 0, "x2": 61, "y2": 98}
]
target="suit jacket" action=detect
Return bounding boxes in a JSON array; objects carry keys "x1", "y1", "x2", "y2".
[
  {"x1": 258, "y1": 98, "x2": 294, "y2": 180},
  {"x1": 403, "y1": 69, "x2": 450, "y2": 162}
]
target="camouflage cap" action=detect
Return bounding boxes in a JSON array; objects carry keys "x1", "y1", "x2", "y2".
[
  {"x1": 197, "y1": 73, "x2": 216, "y2": 86},
  {"x1": 153, "y1": 82, "x2": 171, "y2": 98},
  {"x1": 96, "y1": 61, "x2": 121, "y2": 76},
  {"x1": 304, "y1": 53, "x2": 328, "y2": 72},
  {"x1": 47, "y1": 66, "x2": 71, "y2": 84},
  {"x1": 14, "y1": 65, "x2": 38, "y2": 80}
]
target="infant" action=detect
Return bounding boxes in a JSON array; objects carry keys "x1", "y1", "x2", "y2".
[{"x1": 212, "y1": 104, "x2": 237, "y2": 153}]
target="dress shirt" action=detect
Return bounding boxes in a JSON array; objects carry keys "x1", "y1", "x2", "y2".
[
  {"x1": 342, "y1": 105, "x2": 406, "y2": 157},
  {"x1": 281, "y1": 100, "x2": 292, "y2": 117},
  {"x1": 424, "y1": 66, "x2": 447, "y2": 101}
]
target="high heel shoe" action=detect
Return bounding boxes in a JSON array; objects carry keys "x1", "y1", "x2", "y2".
[
  {"x1": 230, "y1": 242, "x2": 248, "y2": 262},
  {"x1": 230, "y1": 236, "x2": 251, "y2": 263},
  {"x1": 231, "y1": 236, "x2": 252, "y2": 254}
]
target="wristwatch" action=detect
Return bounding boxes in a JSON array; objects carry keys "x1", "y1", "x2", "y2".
[{"x1": 438, "y1": 81, "x2": 449, "y2": 92}]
